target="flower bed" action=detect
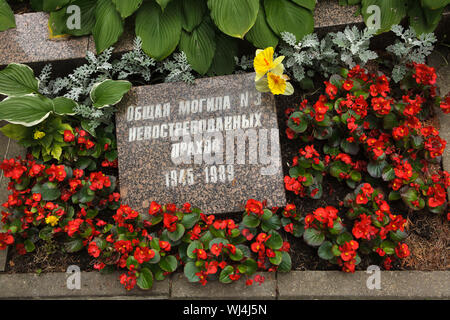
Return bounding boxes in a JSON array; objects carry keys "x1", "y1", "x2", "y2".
[{"x1": 0, "y1": 3, "x2": 449, "y2": 293}]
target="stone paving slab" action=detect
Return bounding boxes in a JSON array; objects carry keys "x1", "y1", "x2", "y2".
[
  {"x1": 0, "y1": 12, "x2": 89, "y2": 66},
  {"x1": 314, "y1": 0, "x2": 362, "y2": 28},
  {"x1": 0, "y1": 272, "x2": 170, "y2": 299},
  {"x1": 277, "y1": 271, "x2": 450, "y2": 300},
  {"x1": 87, "y1": 23, "x2": 134, "y2": 55},
  {"x1": 171, "y1": 272, "x2": 277, "y2": 300}
]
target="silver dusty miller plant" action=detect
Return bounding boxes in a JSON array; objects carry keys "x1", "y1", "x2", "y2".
[
  {"x1": 280, "y1": 32, "x2": 339, "y2": 84},
  {"x1": 38, "y1": 37, "x2": 195, "y2": 130},
  {"x1": 275, "y1": 24, "x2": 436, "y2": 86},
  {"x1": 279, "y1": 25, "x2": 377, "y2": 84},
  {"x1": 331, "y1": 26, "x2": 378, "y2": 68},
  {"x1": 156, "y1": 51, "x2": 195, "y2": 84},
  {"x1": 386, "y1": 25, "x2": 437, "y2": 83}
]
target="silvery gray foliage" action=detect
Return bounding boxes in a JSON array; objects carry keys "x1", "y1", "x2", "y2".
[
  {"x1": 280, "y1": 32, "x2": 340, "y2": 83},
  {"x1": 386, "y1": 25, "x2": 437, "y2": 83},
  {"x1": 111, "y1": 37, "x2": 155, "y2": 82},
  {"x1": 73, "y1": 104, "x2": 115, "y2": 133},
  {"x1": 279, "y1": 26, "x2": 378, "y2": 84},
  {"x1": 234, "y1": 55, "x2": 254, "y2": 73},
  {"x1": 44, "y1": 47, "x2": 114, "y2": 103},
  {"x1": 156, "y1": 51, "x2": 195, "y2": 84},
  {"x1": 331, "y1": 26, "x2": 378, "y2": 68},
  {"x1": 37, "y1": 37, "x2": 196, "y2": 127},
  {"x1": 37, "y1": 64, "x2": 53, "y2": 95}
]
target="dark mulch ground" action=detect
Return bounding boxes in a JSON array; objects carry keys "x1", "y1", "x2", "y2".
[
  {"x1": 8, "y1": 1, "x2": 33, "y2": 14},
  {"x1": 5, "y1": 240, "x2": 94, "y2": 274}
]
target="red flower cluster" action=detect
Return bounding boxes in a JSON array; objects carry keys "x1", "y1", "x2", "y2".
[
  {"x1": 440, "y1": 94, "x2": 450, "y2": 114},
  {"x1": 412, "y1": 63, "x2": 437, "y2": 86},
  {"x1": 0, "y1": 232, "x2": 14, "y2": 250},
  {"x1": 89, "y1": 172, "x2": 111, "y2": 191},
  {"x1": 313, "y1": 95, "x2": 329, "y2": 122},
  {"x1": 245, "y1": 199, "x2": 264, "y2": 216},
  {"x1": 75, "y1": 128, "x2": 95, "y2": 150},
  {"x1": 338, "y1": 240, "x2": 359, "y2": 273},
  {"x1": 305, "y1": 206, "x2": 339, "y2": 229}
]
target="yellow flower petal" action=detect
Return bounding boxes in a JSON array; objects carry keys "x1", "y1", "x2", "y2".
[
  {"x1": 273, "y1": 56, "x2": 285, "y2": 69},
  {"x1": 271, "y1": 61, "x2": 285, "y2": 76},
  {"x1": 255, "y1": 76, "x2": 270, "y2": 93},
  {"x1": 267, "y1": 72, "x2": 287, "y2": 95},
  {"x1": 254, "y1": 47, "x2": 275, "y2": 80},
  {"x1": 284, "y1": 82, "x2": 294, "y2": 96}
]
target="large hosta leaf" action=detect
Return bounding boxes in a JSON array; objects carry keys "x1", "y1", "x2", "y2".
[
  {"x1": 246, "y1": 2, "x2": 278, "y2": 48},
  {"x1": 53, "y1": 97, "x2": 77, "y2": 115},
  {"x1": 264, "y1": 0, "x2": 314, "y2": 42},
  {"x1": 409, "y1": 1, "x2": 444, "y2": 35},
  {"x1": 291, "y1": 0, "x2": 316, "y2": 10},
  {"x1": 136, "y1": 0, "x2": 182, "y2": 60},
  {"x1": 0, "y1": 96, "x2": 54, "y2": 126},
  {"x1": 0, "y1": 0, "x2": 15, "y2": 31},
  {"x1": 90, "y1": 79, "x2": 131, "y2": 108},
  {"x1": 49, "y1": 0, "x2": 97, "y2": 36},
  {"x1": 30, "y1": 0, "x2": 44, "y2": 11},
  {"x1": 43, "y1": 0, "x2": 71, "y2": 12},
  {"x1": 179, "y1": 19, "x2": 216, "y2": 75},
  {"x1": 181, "y1": 0, "x2": 207, "y2": 32},
  {"x1": 208, "y1": 33, "x2": 238, "y2": 76},
  {"x1": 156, "y1": 0, "x2": 172, "y2": 11},
  {"x1": 93, "y1": 0, "x2": 124, "y2": 53},
  {"x1": 0, "y1": 64, "x2": 39, "y2": 97},
  {"x1": 361, "y1": 0, "x2": 407, "y2": 34},
  {"x1": 112, "y1": 0, "x2": 142, "y2": 18},
  {"x1": 208, "y1": 0, "x2": 259, "y2": 39},
  {"x1": 421, "y1": 0, "x2": 450, "y2": 10}
]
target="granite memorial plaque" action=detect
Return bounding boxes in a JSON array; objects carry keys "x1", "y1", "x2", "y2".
[{"x1": 116, "y1": 73, "x2": 286, "y2": 214}]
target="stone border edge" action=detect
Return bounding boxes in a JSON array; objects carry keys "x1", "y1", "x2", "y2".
[{"x1": 0, "y1": 270, "x2": 448, "y2": 300}]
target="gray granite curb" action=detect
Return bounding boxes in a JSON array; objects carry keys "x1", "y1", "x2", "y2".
[
  {"x1": 0, "y1": 270, "x2": 448, "y2": 299},
  {"x1": 0, "y1": 272, "x2": 169, "y2": 299},
  {"x1": 277, "y1": 271, "x2": 450, "y2": 300},
  {"x1": 171, "y1": 272, "x2": 277, "y2": 300}
]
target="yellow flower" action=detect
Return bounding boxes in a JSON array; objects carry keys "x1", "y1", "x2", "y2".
[
  {"x1": 45, "y1": 215, "x2": 59, "y2": 227},
  {"x1": 267, "y1": 72, "x2": 288, "y2": 95},
  {"x1": 254, "y1": 47, "x2": 284, "y2": 81},
  {"x1": 34, "y1": 131, "x2": 45, "y2": 140}
]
